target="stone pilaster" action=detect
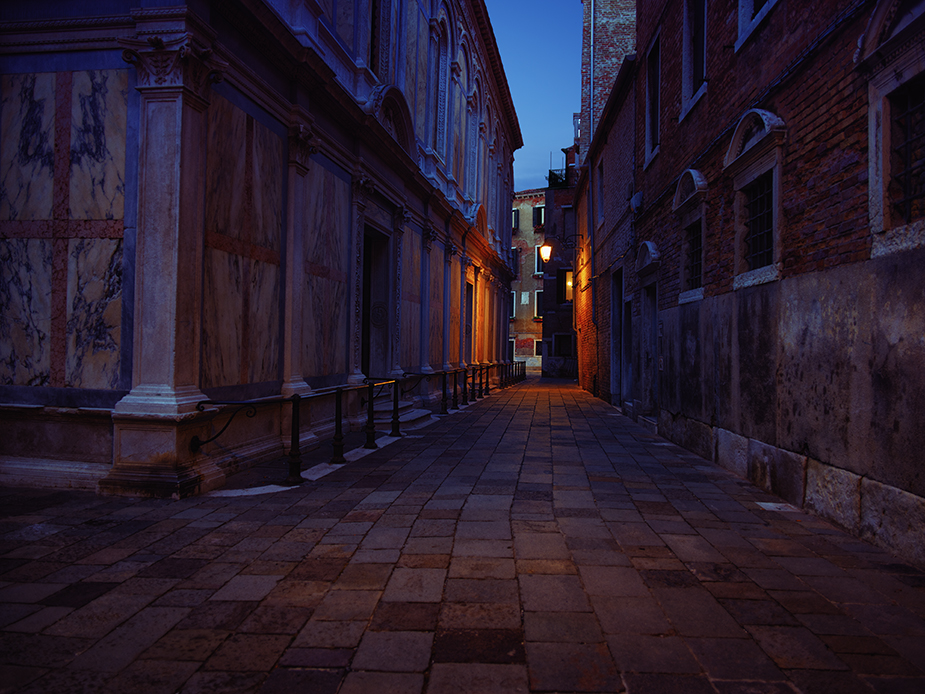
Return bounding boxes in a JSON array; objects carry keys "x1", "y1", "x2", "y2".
[
  {"x1": 349, "y1": 168, "x2": 374, "y2": 384},
  {"x1": 102, "y1": 13, "x2": 229, "y2": 498},
  {"x1": 419, "y1": 222, "x2": 437, "y2": 374},
  {"x1": 442, "y1": 242, "x2": 457, "y2": 370},
  {"x1": 391, "y1": 206, "x2": 410, "y2": 377},
  {"x1": 459, "y1": 253, "x2": 471, "y2": 366},
  {"x1": 281, "y1": 109, "x2": 317, "y2": 397}
]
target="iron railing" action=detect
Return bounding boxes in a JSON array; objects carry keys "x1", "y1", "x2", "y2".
[{"x1": 189, "y1": 361, "x2": 528, "y2": 484}]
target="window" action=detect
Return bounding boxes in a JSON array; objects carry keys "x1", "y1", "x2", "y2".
[
  {"x1": 556, "y1": 269, "x2": 574, "y2": 303},
  {"x1": 724, "y1": 109, "x2": 785, "y2": 288},
  {"x1": 534, "y1": 290, "x2": 544, "y2": 319},
  {"x1": 510, "y1": 290, "x2": 516, "y2": 319},
  {"x1": 684, "y1": 219, "x2": 703, "y2": 290},
  {"x1": 861, "y1": 1, "x2": 925, "y2": 249},
  {"x1": 553, "y1": 334, "x2": 573, "y2": 357},
  {"x1": 534, "y1": 340, "x2": 543, "y2": 357},
  {"x1": 682, "y1": 0, "x2": 707, "y2": 118},
  {"x1": 744, "y1": 170, "x2": 774, "y2": 270},
  {"x1": 512, "y1": 208, "x2": 520, "y2": 230},
  {"x1": 533, "y1": 205, "x2": 545, "y2": 227},
  {"x1": 673, "y1": 169, "x2": 708, "y2": 302},
  {"x1": 534, "y1": 246, "x2": 545, "y2": 275},
  {"x1": 889, "y1": 72, "x2": 925, "y2": 225},
  {"x1": 736, "y1": 0, "x2": 778, "y2": 51},
  {"x1": 645, "y1": 35, "x2": 661, "y2": 162}
]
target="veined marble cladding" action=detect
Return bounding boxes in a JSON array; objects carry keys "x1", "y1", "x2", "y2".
[
  {"x1": 202, "y1": 94, "x2": 283, "y2": 389},
  {"x1": 251, "y1": 123, "x2": 283, "y2": 251},
  {"x1": 202, "y1": 247, "x2": 244, "y2": 389},
  {"x1": 65, "y1": 238, "x2": 122, "y2": 389},
  {"x1": 302, "y1": 161, "x2": 350, "y2": 377},
  {"x1": 1, "y1": 73, "x2": 55, "y2": 221},
  {"x1": 0, "y1": 239, "x2": 52, "y2": 385},
  {"x1": 205, "y1": 95, "x2": 246, "y2": 240},
  {"x1": 69, "y1": 70, "x2": 128, "y2": 221},
  {"x1": 249, "y1": 259, "x2": 280, "y2": 383},
  {"x1": 336, "y1": 0, "x2": 355, "y2": 53}
]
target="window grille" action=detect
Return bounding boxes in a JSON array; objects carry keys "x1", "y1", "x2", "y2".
[
  {"x1": 744, "y1": 170, "x2": 773, "y2": 270},
  {"x1": 890, "y1": 72, "x2": 925, "y2": 224},
  {"x1": 685, "y1": 219, "x2": 703, "y2": 290}
]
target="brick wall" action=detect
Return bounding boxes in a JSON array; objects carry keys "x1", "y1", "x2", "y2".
[{"x1": 579, "y1": 0, "x2": 636, "y2": 163}]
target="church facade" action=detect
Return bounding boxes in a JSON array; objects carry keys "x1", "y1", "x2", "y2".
[{"x1": 0, "y1": 0, "x2": 521, "y2": 496}]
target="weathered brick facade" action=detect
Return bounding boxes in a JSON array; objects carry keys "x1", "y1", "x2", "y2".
[
  {"x1": 579, "y1": 0, "x2": 637, "y2": 164},
  {"x1": 575, "y1": 0, "x2": 925, "y2": 565},
  {"x1": 511, "y1": 190, "x2": 547, "y2": 369}
]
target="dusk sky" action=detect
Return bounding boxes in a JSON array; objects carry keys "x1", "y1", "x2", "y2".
[{"x1": 483, "y1": 0, "x2": 583, "y2": 192}]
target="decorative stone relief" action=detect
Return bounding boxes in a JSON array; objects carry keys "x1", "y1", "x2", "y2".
[
  {"x1": 423, "y1": 222, "x2": 438, "y2": 253},
  {"x1": 120, "y1": 35, "x2": 227, "y2": 108},
  {"x1": 445, "y1": 242, "x2": 458, "y2": 263},
  {"x1": 288, "y1": 121, "x2": 317, "y2": 175}
]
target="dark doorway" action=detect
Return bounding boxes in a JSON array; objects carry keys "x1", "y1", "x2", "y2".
[
  {"x1": 611, "y1": 269, "x2": 623, "y2": 405},
  {"x1": 641, "y1": 283, "x2": 658, "y2": 415}
]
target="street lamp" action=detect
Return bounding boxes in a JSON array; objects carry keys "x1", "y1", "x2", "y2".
[{"x1": 539, "y1": 232, "x2": 581, "y2": 263}]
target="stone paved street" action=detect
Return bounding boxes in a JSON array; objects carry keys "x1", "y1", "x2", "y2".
[{"x1": 2, "y1": 378, "x2": 925, "y2": 693}]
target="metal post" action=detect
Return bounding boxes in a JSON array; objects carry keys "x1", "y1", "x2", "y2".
[
  {"x1": 462, "y1": 368, "x2": 469, "y2": 404},
  {"x1": 365, "y1": 382, "x2": 378, "y2": 449},
  {"x1": 285, "y1": 394, "x2": 303, "y2": 485},
  {"x1": 391, "y1": 381, "x2": 401, "y2": 437},
  {"x1": 441, "y1": 371, "x2": 448, "y2": 414},
  {"x1": 332, "y1": 388, "x2": 345, "y2": 463},
  {"x1": 452, "y1": 370, "x2": 459, "y2": 409},
  {"x1": 477, "y1": 366, "x2": 483, "y2": 398},
  {"x1": 485, "y1": 364, "x2": 491, "y2": 395}
]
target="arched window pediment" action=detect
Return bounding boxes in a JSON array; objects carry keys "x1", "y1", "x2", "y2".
[
  {"x1": 636, "y1": 240, "x2": 660, "y2": 276},
  {"x1": 724, "y1": 108, "x2": 785, "y2": 170},
  {"x1": 672, "y1": 169, "x2": 708, "y2": 211},
  {"x1": 858, "y1": 0, "x2": 925, "y2": 66},
  {"x1": 364, "y1": 85, "x2": 415, "y2": 154}
]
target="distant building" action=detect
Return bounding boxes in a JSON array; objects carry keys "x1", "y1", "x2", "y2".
[
  {"x1": 541, "y1": 143, "x2": 580, "y2": 378},
  {"x1": 575, "y1": 0, "x2": 925, "y2": 565},
  {"x1": 0, "y1": 0, "x2": 521, "y2": 497},
  {"x1": 510, "y1": 190, "x2": 546, "y2": 370}
]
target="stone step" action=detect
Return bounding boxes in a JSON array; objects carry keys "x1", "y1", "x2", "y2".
[{"x1": 0, "y1": 456, "x2": 109, "y2": 491}]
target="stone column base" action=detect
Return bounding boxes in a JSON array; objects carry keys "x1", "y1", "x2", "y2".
[{"x1": 100, "y1": 413, "x2": 225, "y2": 499}]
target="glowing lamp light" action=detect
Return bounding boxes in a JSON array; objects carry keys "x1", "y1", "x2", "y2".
[{"x1": 539, "y1": 244, "x2": 553, "y2": 263}]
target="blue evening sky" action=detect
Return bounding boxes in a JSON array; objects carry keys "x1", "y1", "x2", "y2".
[{"x1": 484, "y1": 0, "x2": 583, "y2": 192}]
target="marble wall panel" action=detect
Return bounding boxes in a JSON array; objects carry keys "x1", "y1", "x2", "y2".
[
  {"x1": 1, "y1": 73, "x2": 55, "y2": 221},
  {"x1": 414, "y1": 8, "x2": 427, "y2": 141},
  {"x1": 302, "y1": 159, "x2": 350, "y2": 378},
  {"x1": 65, "y1": 238, "x2": 122, "y2": 389},
  {"x1": 249, "y1": 258, "x2": 280, "y2": 383},
  {"x1": 205, "y1": 94, "x2": 246, "y2": 240},
  {"x1": 304, "y1": 161, "x2": 350, "y2": 275},
  {"x1": 69, "y1": 70, "x2": 128, "y2": 221},
  {"x1": 0, "y1": 239, "x2": 52, "y2": 385},
  {"x1": 202, "y1": 247, "x2": 244, "y2": 389},
  {"x1": 303, "y1": 274, "x2": 348, "y2": 377},
  {"x1": 336, "y1": 0, "x2": 355, "y2": 52},
  {"x1": 403, "y1": 298, "x2": 420, "y2": 368},
  {"x1": 252, "y1": 120, "x2": 283, "y2": 251}
]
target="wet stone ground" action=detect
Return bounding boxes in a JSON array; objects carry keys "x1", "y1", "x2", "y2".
[{"x1": 2, "y1": 378, "x2": 925, "y2": 693}]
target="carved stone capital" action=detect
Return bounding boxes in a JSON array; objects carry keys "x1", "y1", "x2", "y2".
[
  {"x1": 120, "y1": 34, "x2": 227, "y2": 107},
  {"x1": 394, "y1": 205, "x2": 412, "y2": 235},
  {"x1": 288, "y1": 120, "x2": 317, "y2": 174},
  {"x1": 353, "y1": 168, "x2": 375, "y2": 203},
  {"x1": 423, "y1": 223, "x2": 438, "y2": 253},
  {"x1": 445, "y1": 243, "x2": 458, "y2": 263}
]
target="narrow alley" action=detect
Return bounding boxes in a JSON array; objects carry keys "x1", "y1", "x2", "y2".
[{"x1": 2, "y1": 379, "x2": 924, "y2": 694}]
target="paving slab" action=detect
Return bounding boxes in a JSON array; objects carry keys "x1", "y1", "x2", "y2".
[{"x1": 3, "y1": 378, "x2": 925, "y2": 692}]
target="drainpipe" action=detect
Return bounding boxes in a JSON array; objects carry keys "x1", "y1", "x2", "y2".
[{"x1": 588, "y1": 0, "x2": 597, "y2": 328}]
